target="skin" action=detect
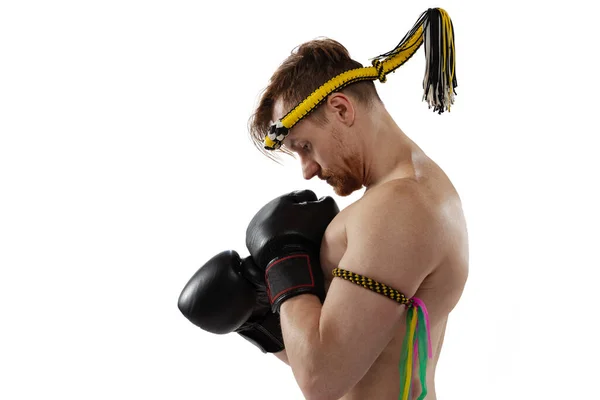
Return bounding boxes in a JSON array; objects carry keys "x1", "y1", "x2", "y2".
[{"x1": 270, "y1": 92, "x2": 469, "y2": 400}]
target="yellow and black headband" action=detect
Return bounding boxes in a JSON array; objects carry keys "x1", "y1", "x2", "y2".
[{"x1": 264, "y1": 7, "x2": 457, "y2": 150}]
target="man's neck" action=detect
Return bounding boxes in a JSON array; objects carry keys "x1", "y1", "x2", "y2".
[{"x1": 362, "y1": 111, "x2": 420, "y2": 191}]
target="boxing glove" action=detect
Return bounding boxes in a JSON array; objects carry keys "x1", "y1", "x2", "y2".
[
  {"x1": 246, "y1": 190, "x2": 339, "y2": 313},
  {"x1": 178, "y1": 250, "x2": 284, "y2": 353}
]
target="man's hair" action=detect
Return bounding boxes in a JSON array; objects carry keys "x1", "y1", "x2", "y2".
[{"x1": 248, "y1": 38, "x2": 381, "y2": 159}]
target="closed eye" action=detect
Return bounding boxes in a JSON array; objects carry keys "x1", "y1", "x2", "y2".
[{"x1": 284, "y1": 139, "x2": 310, "y2": 154}]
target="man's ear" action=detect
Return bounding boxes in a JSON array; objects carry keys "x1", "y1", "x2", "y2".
[{"x1": 326, "y1": 93, "x2": 355, "y2": 127}]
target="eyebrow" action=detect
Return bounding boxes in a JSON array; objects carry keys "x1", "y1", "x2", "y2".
[{"x1": 286, "y1": 138, "x2": 297, "y2": 150}]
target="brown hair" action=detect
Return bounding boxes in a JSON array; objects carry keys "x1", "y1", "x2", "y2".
[{"x1": 248, "y1": 38, "x2": 381, "y2": 159}]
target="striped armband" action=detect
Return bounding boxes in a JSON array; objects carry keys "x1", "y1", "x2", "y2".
[{"x1": 331, "y1": 267, "x2": 413, "y2": 306}]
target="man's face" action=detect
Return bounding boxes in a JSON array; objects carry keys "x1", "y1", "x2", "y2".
[{"x1": 272, "y1": 98, "x2": 363, "y2": 196}]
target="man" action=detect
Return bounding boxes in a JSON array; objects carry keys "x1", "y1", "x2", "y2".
[
  {"x1": 246, "y1": 9, "x2": 468, "y2": 400},
  {"x1": 179, "y1": 8, "x2": 467, "y2": 400}
]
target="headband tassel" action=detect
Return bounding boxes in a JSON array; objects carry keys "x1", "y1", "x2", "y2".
[{"x1": 422, "y1": 8, "x2": 457, "y2": 114}]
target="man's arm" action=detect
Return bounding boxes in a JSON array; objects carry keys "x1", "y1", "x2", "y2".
[{"x1": 279, "y1": 185, "x2": 443, "y2": 400}]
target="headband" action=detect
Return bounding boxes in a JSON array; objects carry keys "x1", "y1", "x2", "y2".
[{"x1": 264, "y1": 7, "x2": 457, "y2": 150}]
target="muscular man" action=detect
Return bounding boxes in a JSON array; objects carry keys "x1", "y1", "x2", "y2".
[{"x1": 246, "y1": 9, "x2": 468, "y2": 400}]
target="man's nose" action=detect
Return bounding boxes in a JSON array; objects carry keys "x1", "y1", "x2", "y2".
[{"x1": 302, "y1": 160, "x2": 319, "y2": 180}]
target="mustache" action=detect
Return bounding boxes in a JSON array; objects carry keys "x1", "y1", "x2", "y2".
[{"x1": 319, "y1": 170, "x2": 335, "y2": 180}]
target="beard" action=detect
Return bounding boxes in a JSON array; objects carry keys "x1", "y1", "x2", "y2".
[
  {"x1": 321, "y1": 152, "x2": 363, "y2": 196},
  {"x1": 321, "y1": 126, "x2": 363, "y2": 196},
  {"x1": 326, "y1": 173, "x2": 362, "y2": 196}
]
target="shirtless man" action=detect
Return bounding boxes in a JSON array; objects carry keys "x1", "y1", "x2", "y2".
[
  {"x1": 246, "y1": 36, "x2": 469, "y2": 399},
  {"x1": 178, "y1": 16, "x2": 467, "y2": 399}
]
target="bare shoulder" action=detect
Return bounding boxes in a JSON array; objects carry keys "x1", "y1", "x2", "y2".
[
  {"x1": 348, "y1": 179, "x2": 442, "y2": 237},
  {"x1": 339, "y1": 179, "x2": 447, "y2": 297}
]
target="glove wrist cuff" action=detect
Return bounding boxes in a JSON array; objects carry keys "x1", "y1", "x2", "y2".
[{"x1": 265, "y1": 252, "x2": 324, "y2": 313}]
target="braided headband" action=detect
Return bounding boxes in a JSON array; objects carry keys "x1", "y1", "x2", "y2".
[
  {"x1": 264, "y1": 7, "x2": 457, "y2": 150},
  {"x1": 332, "y1": 267, "x2": 432, "y2": 400}
]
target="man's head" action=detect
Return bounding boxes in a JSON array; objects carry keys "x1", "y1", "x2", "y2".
[{"x1": 249, "y1": 38, "x2": 383, "y2": 196}]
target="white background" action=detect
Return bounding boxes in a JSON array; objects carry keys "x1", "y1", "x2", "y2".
[{"x1": 1, "y1": 0, "x2": 599, "y2": 399}]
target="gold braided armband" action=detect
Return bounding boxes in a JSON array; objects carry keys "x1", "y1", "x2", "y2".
[{"x1": 332, "y1": 267, "x2": 412, "y2": 306}]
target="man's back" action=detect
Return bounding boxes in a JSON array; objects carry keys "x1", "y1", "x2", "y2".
[{"x1": 320, "y1": 149, "x2": 468, "y2": 399}]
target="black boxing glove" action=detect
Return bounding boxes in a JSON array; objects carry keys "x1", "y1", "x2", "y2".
[
  {"x1": 246, "y1": 190, "x2": 340, "y2": 313},
  {"x1": 177, "y1": 250, "x2": 284, "y2": 353}
]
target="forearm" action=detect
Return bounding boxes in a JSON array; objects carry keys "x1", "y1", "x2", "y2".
[{"x1": 279, "y1": 295, "x2": 337, "y2": 400}]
